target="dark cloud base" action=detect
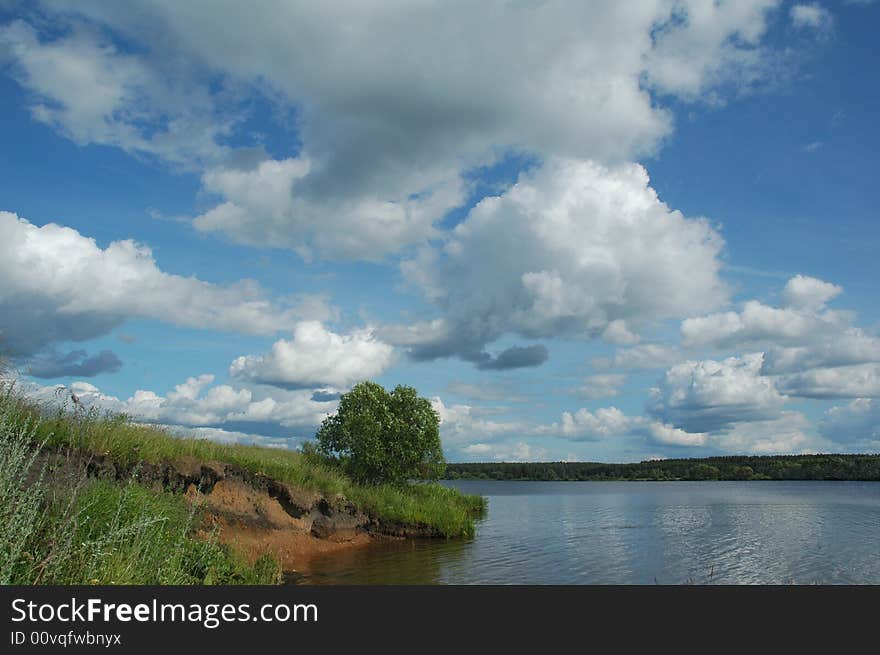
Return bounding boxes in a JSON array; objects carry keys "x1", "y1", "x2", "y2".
[{"x1": 23, "y1": 349, "x2": 122, "y2": 378}]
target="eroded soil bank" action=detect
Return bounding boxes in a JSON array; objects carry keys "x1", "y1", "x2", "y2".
[{"x1": 36, "y1": 446, "x2": 443, "y2": 576}]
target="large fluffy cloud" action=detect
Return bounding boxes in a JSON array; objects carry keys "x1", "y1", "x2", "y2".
[
  {"x1": 681, "y1": 275, "x2": 850, "y2": 350},
  {"x1": 760, "y1": 329, "x2": 880, "y2": 375},
  {"x1": 776, "y1": 364, "x2": 880, "y2": 399},
  {"x1": 644, "y1": 0, "x2": 780, "y2": 99},
  {"x1": 554, "y1": 406, "x2": 634, "y2": 441},
  {"x1": 0, "y1": 211, "x2": 313, "y2": 357},
  {"x1": 680, "y1": 275, "x2": 880, "y2": 403},
  {"x1": 641, "y1": 353, "x2": 827, "y2": 452},
  {"x1": 430, "y1": 397, "x2": 528, "y2": 447},
  {"x1": 648, "y1": 353, "x2": 787, "y2": 433},
  {"x1": 712, "y1": 412, "x2": 818, "y2": 455},
  {"x1": 229, "y1": 321, "x2": 395, "y2": 390},
  {"x1": 646, "y1": 422, "x2": 709, "y2": 447},
  {"x1": 682, "y1": 303, "x2": 844, "y2": 351},
  {"x1": 4, "y1": 1, "x2": 783, "y2": 259},
  {"x1": 401, "y1": 159, "x2": 726, "y2": 364},
  {"x1": 781, "y1": 274, "x2": 842, "y2": 310},
  {"x1": 192, "y1": 155, "x2": 464, "y2": 262}
]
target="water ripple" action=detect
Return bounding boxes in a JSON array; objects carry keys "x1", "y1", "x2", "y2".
[{"x1": 300, "y1": 481, "x2": 880, "y2": 585}]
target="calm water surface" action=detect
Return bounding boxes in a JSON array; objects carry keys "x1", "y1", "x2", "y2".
[{"x1": 300, "y1": 481, "x2": 880, "y2": 584}]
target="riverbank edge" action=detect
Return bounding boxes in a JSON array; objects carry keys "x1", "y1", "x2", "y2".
[{"x1": 33, "y1": 441, "x2": 467, "y2": 575}]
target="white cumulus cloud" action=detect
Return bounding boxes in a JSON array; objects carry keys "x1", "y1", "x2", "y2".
[
  {"x1": 229, "y1": 321, "x2": 395, "y2": 390},
  {"x1": 0, "y1": 211, "x2": 314, "y2": 357},
  {"x1": 681, "y1": 298, "x2": 845, "y2": 349},
  {"x1": 761, "y1": 328, "x2": 880, "y2": 375},
  {"x1": 648, "y1": 354, "x2": 787, "y2": 433},
  {"x1": 402, "y1": 158, "x2": 727, "y2": 365},
  {"x1": 4, "y1": 1, "x2": 786, "y2": 259},
  {"x1": 555, "y1": 406, "x2": 634, "y2": 441},
  {"x1": 776, "y1": 363, "x2": 880, "y2": 399},
  {"x1": 647, "y1": 422, "x2": 709, "y2": 447},
  {"x1": 680, "y1": 276, "x2": 880, "y2": 402},
  {"x1": 780, "y1": 274, "x2": 842, "y2": 310},
  {"x1": 714, "y1": 412, "x2": 819, "y2": 455}
]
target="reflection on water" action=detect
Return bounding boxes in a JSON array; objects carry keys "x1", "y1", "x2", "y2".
[
  {"x1": 295, "y1": 539, "x2": 472, "y2": 585},
  {"x1": 297, "y1": 481, "x2": 880, "y2": 585}
]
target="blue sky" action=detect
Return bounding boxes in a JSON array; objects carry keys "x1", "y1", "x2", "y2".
[{"x1": 1, "y1": 0, "x2": 878, "y2": 462}]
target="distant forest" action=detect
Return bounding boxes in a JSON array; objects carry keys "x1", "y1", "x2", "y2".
[{"x1": 445, "y1": 454, "x2": 880, "y2": 482}]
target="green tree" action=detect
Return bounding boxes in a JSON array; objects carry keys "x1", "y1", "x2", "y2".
[
  {"x1": 316, "y1": 381, "x2": 445, "y2": 485},
  {"x1": 690, "y1": 463, "x2": 720, "y2": 480}
]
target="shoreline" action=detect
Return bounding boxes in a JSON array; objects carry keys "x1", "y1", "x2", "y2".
[{"x1": 445, "y1": 454, "x2": 880, "y2": 482}]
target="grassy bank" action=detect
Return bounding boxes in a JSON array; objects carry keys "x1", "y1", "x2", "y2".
[
  {"x1": 0, "y1": 394, "x2": 280, "y2": 584},
  {"x1": 0, "y1": 383, "x2": 485, "y2": 585}
]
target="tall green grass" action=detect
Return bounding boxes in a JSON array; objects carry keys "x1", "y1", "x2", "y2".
[
  {"x1": 0, "y1": 391, "x2": 280, "y2": 584},
  {"x1": 0, "y1": 383, "x2": 486, "y2": 539}
]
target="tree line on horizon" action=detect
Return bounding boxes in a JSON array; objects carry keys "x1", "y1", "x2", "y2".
[{"x1": 444, "y1": 454, "x2": 880, "y2": 481}]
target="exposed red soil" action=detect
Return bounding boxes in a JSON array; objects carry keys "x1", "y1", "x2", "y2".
[{"x1": 185, "y1": 478, "x2": 379, "y2": 573}]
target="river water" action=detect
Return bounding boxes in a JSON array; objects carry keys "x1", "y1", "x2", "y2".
[{"x1": 299, "y1": 480, "x2": 880, "y2": 584}]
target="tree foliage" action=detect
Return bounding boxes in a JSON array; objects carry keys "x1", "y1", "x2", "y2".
[
  {"x1": 316, "y1": 381, "x2": 445, "y2": 485},
  {"x1": 445, "y1": 454, "x2": 880, "y2": 482}
]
